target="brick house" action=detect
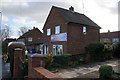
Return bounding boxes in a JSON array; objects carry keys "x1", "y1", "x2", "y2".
[
  {"x1": 17, "y1": 27, "x2": 42, "y2": 49},
  {"x1": 38, "y1": 6, "x2": 101, "y2": 55},
  {"x1": 100, "y1": 31, "x2": 120, "y2": 43}
]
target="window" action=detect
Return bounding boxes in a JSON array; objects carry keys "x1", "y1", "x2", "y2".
[
  {"x1": 112, "y1": 38, "x2": 119, "y2": 42},
  {"x1": 44, "y1": 45, "x2": 48, "y2": 54},
  {"x1": 47, "y1": 28, "x2": 51, "y2": 36},
  {"x1": 104, "y1": 38, "x2": 110, "y2": 42},
  {"x1": 53, "y1": 45, "x2": 63, "y2": 55},
  {"x1": 55, "y1": 26, "x2": 60, "y2": 34},
  {"x1": 83, "y1": 26, "x2": 86, "y2": 35},
  {"x1": 28, "y1": 37, "x2": 32, "y2": 42},
  {"x1": 40, "y1": 45, "x2": 43, "y2": 54}
]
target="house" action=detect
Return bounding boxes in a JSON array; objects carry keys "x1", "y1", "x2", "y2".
[
  {"x1": 17, "y1": 27, "x2": 43, "y2": 49},
  {"x1": 30, "y1": 35, "x2": 44, "y2": 54},
  {"x1": 38, "y1": 6, "x2": 101, "y2": 55},
  {"x1": 100, "y1": 30, "x2": 120, "y2": 43}
]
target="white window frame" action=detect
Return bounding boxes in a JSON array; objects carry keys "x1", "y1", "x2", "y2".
[
  {"x1": 55, "y1": 26, "x2": 60, "y2": 34},
  {"x1": 53, "y1": 45, "x2": 63, "y2": 55},
  {"x1": 28, "y1": 37, "x2": 32, "y2": 42},
  {"x1": 47, "y1": 28, "x2": 51, "y2": 36},
  {"x1": 44, "y1": 45, "x2": 48, "y2": 54},
  {"x1": 83, "y1": 26, "x2": 86, "y2": 35}
]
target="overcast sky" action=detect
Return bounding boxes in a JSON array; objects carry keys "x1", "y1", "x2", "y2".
[{"x1": 0, "y1": 0, "x2": 119, "y2": 38}]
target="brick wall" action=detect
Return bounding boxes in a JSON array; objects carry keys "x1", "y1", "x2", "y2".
[
  {"x1": 25, "y1": 28, "x2": 42, "y2": 46},
  {"x1": 43, "y1": 6, "x2": 68, "y2": 54},
  {"x1": 67, "y1": 23, "x2": 100, "y2": 55},
  {"x1": 28, "y1": 54, "x2": 61, "y2": 79}
]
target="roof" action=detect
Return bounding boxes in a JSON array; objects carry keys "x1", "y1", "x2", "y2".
[
  {"x1": 4, "y1": 38, "x2": 16, "y2": 42},
  {"x1": 53, "y1": 6, "x2": 101, "y2": 29},
  {"x1": 100, "y1": 31, "x2": 120, "y2": 39},
  {"x1": 18, "y1": 27, "x2": 41, "y2": 39}
]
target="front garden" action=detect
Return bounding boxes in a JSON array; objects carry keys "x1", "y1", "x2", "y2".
[{"x1": 24, "y1": 42, "x2": 120, "y2": 78}]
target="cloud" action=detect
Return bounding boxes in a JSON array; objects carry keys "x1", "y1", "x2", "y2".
[
  {"x1": 1, "y1": 0, "x2": 118, "y2": 38},
  {"x1": 93, "y1": 0, "x2": 118, "y2": 15},
  {"x1": 2, "y1": 15, "x2": 8, "y2": 21}
]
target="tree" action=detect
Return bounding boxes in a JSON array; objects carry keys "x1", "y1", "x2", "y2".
[
  {"x1": 1, "y1": 24, "x2": 11, "y2": 41},
  {"x1": 18, "y1": 27, "x2": 29, "y2": 36}
]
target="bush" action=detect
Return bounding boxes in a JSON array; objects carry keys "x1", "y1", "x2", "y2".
[
  {"x1": 86, "y1": 43, "x2": 104, "y2": 61},
  {"x1": 114, "y1": 43, "x2": 120, "y2": 58},
  {"x1": 52, "y1": 54, "x2": 71, "y2": 68},
  {"x1": 45, "y1": 52, "x2": 53, "y2": 69},
  {"x1": 99, "y1": 65, "x2": 114, "y2": 79},
  {"x1": 103, "y1": 43, "x2": 114, "y2": 60}
]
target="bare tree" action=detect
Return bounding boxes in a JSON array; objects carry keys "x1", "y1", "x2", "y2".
[
  {"x1": 18, "y1": 27, "x2": 29, "y2": 36},
  {"x1": 1, "y1": 24, "x2": 11, "y2": 41}
]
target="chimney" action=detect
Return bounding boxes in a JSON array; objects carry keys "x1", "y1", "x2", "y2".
[{"x1": 69, "y1": 6, "x2": 74, "y2": 11}]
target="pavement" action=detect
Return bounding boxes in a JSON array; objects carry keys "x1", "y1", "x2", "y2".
[
  {"x1": 55, "y1": 59, "x2": 120, "y2": 78},
  {"x1": 2, "y1": 58, "x2": 11, "y2": 79}
]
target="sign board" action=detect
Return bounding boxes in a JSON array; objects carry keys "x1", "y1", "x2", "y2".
[{"x1": 51, "y1": 32, "x2": 67, "y2": 42}]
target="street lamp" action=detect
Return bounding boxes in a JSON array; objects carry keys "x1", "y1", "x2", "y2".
[{"x1": 0, "y1": 12, "x2": 2, "y2": 41}]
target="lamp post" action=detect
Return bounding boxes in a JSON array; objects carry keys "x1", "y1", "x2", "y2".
[
  {"x1": 0, "y1": 11, "x2": 2, "y2": 80},
  {"x1": 0, "y1": 12, "x2": 2, "y2": 40}
]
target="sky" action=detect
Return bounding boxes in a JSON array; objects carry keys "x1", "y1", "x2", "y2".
[{"x1": 0, "y1": 0, "x2": 119, "y2": 38}]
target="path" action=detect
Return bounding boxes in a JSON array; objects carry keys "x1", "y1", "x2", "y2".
[
  {"x1": 2, "y1": 58, "x2": 11, "y2": 79},
  {"x1": 55, "y1": 59, "x2": 120, "y2": 78}
]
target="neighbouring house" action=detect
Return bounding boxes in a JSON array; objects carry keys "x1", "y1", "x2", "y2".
[
  {"x1": 100, "y1": 30, "x2": 120, "y2": 43},
  {"x1": 17, "y1": 27, "x2": 43, "y2": 49},
  {"x1": 30, "y1": 35, "x2": 44, "y2": 54},
  {"x1": 40, "y1": 6, "x2": 101, "y2": 55}
]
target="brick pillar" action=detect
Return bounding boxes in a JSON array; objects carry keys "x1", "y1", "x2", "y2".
[
  {"x1": 13, "y1": 48, "x2": 24, "y2": 78},
  {"x1": 28, "y1": 54, "x2": 46, "y2": 78}
]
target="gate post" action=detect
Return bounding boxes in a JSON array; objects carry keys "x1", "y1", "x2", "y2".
[
  {"x1": 13, "y1": 48, "x2": 24, "y2": 78},
  {"x1": 28, "y1": 54, "x2": 46, "y2": 78}
]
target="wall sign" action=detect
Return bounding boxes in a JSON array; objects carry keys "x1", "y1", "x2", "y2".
[{"x1": 51, "y1": 32, "x2": 67, "y2": 42}]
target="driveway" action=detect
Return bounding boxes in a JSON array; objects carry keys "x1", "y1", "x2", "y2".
[{"x1": 55, "y1": 59, "x2": 120, "y2": 78}]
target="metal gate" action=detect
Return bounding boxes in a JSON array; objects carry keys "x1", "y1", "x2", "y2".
[{"x1": 17, "y1": 56, "x2": 24, "y2": 79}]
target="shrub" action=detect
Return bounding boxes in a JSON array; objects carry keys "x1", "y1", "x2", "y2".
[
  {"x1": 99, "y1": 65, "x2": 114, "y2": 79},
  {"x1": 52, "y1": 54, "x2": 71, "y2": 68},
  {"x1": 86, "y1": 43, "x2": 104, "y2": 61},
  {"x1": 113, "y1": 43, "x2": 120, "y2": 58},
  {"x1": 45, "y1": 52, "x2": 53, "y2": 69},
  {"x1": 103, "y1": 43, "x2": 114, "y2": 60}
]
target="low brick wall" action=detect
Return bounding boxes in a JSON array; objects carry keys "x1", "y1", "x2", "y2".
[
  {"x1": 30, "y1": 67, "x2": 61, "y2": 79},
  {"x1": 28, "y1": 54, "x2": 62, "y2": 80}
]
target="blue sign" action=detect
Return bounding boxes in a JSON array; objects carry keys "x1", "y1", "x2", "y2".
[{"x1": 51, "y1": 32, "x2": 67, "y2": 42}]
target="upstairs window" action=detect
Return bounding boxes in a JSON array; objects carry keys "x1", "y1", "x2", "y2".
[
  {"x1": 112, "y1": 38, "x2": 119, "y2": 42},
  {"x1": 55, "y1": 26, "x2": 60, "y2": 34},
  {"x1": 47, "y1": 28, "x2": 51, "y2": 36},
  {"x1": 28, "y1": 37, "x2": 32, "y2": 42},
  {"x1": 83, "y1": 26, "x2": 86, "y2": 35}
]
